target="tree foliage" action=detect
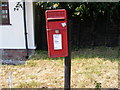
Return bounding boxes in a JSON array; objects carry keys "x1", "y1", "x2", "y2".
[{"x1": 36, "y1": 2, "x2": 120, "y2": 20}]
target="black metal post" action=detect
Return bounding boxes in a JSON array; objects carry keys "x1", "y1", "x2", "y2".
[
  {"x1": 64, "y1": 20, "x2": 72, "y2": 90},
  {"x1": 23, "y1": 1, "x2": 29, "y2": 59}
]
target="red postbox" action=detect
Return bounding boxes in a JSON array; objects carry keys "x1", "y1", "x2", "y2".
[{"x1": 45, "y1": 9, "x2": 68, "y2": 58}]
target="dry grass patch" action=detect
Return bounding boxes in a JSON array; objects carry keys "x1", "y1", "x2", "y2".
[
  {"x1": 0, "y1": 47, "x2": 119, "y2": 88},
  {"x1": 0, "y1": 60, "x2": 64, "y2": 88},
  {"x1": 71, "y1": 58, "x2": 118, "y2": 88}
]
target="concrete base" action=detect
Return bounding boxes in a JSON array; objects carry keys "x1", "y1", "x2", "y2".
[{"x1": 0, "y1": 59, "x2": 26, "y2": 65}]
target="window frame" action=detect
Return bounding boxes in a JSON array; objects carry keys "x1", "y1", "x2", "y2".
[{"x1": 0, "y1": 2, "x2": 10, "y2": 25}]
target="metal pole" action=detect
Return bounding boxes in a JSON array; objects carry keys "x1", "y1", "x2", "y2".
[
  {"x1": 23, "y1": 1, "x2": 29, "y2": 59},
  {"x1": 64, "y1": 19, "x2": 72, "y2": 90}
]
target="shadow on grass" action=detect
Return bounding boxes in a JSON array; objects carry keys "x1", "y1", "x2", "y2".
[
  {"x1": 30, "y1": 46, "x2": 120, "y2": 61},
  {"x1": 29, "y1": 50, "x2": 64, "y2": 60},
  {"x1": 72, "y1": 46, "x2": 120, "y2": 61}
]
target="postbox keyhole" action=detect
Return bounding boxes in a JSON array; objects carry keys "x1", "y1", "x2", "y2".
[{"x1": 55, "y1": 29, "x2": 59, "y2": 33}]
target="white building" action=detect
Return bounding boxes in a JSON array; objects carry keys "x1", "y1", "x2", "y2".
[{"x1": 0, "y1": 0, "x2": 36, "y2": 60}]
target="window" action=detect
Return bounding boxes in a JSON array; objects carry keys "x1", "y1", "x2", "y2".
[{"x1": 0, "y1": 2, "x2": 10, "y2": 25}]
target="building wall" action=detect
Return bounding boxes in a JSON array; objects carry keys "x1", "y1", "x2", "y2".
[
  {"x1": 0, "y1": 0, "x2": 35, "y2": 49},
  {"x1": 0, "y1": 0, "x2": 35, "y2": 60},
  {"x1": 1, "y1": 49, "x2": 35, "y2": 60},
  {"x1": 25, "y1": 1, "x2": 35, "y2": 49}
]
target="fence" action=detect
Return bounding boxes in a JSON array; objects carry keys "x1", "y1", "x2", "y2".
[{"x1": 34, "y1": 7, "x2": 120, "y2": 50}]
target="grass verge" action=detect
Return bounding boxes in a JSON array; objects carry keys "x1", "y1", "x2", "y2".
[{"x1": 0, "y1": 46, "x2": 119, "y2": 88}]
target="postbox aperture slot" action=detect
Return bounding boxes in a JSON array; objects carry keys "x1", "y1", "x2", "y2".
[{"x1": 48, "y1": 19, "x2": 65, "y2": 22}]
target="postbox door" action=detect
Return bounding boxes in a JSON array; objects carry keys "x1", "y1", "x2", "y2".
[{"x1": 47, "y1": 29, "x2": 68, "y2": 57}]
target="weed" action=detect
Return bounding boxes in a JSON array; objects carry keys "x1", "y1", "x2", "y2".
[{"x1": 94, "y1": 81, "x2": 101, "y2": 90}]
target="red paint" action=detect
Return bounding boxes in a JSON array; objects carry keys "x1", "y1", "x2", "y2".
[{"x1": 45, "y1": 9, "x2": 68, "y2": 58}]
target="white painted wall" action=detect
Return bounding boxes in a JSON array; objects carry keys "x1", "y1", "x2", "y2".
[
  {"x1": 25, "y1": 1, "x2": 35, "y2": 49},
  {"x1": 0, "y1": 0, "x2": 35, "y2": 49}
]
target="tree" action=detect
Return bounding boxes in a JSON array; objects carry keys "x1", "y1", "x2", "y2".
[{"x1": 36, "y1": 2, "x2": 120, "y2": 20}]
